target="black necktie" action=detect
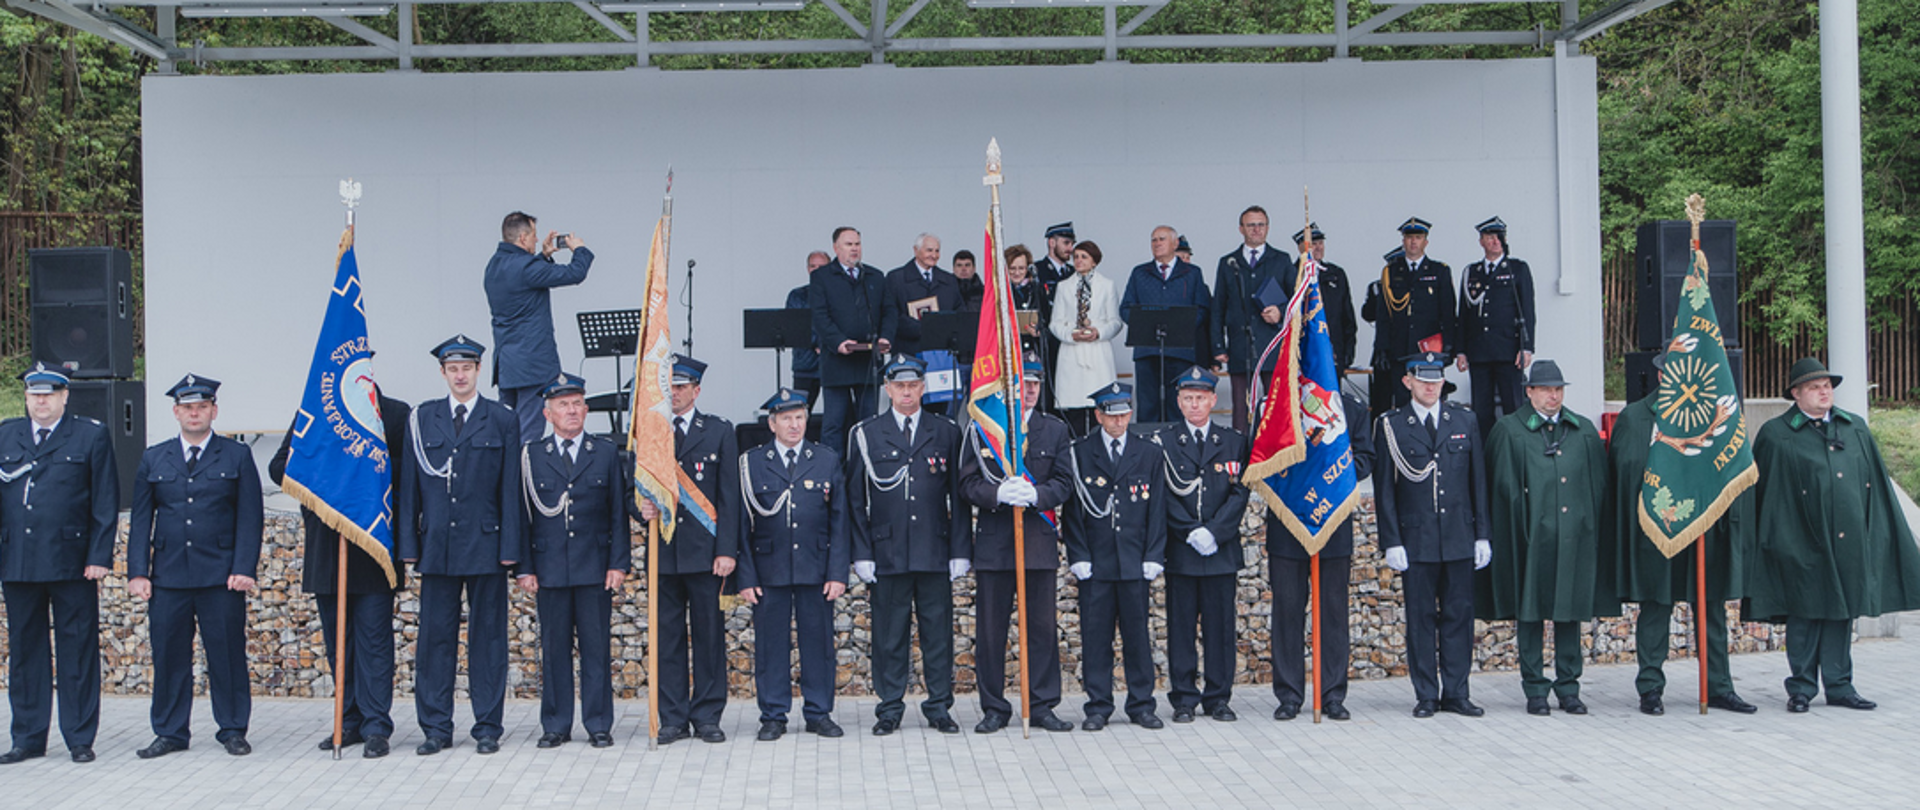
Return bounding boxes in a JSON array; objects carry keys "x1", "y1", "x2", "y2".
[
  {"x1": 1110, "y1": 438, "x2": 1121, "y2": 463},
  {"x1": 1248, "y1": 248, "x2": 1259, "y2": 267},
  {"x1": 188, "y1": 445, "x2": 202, "y2": 474},
  {"x1": 1425, "y1": 414, "x2": 1438, "y2": 442},
  {"x1": 904, "y1": 416, "x2": 915, "y2": 442},
  {"x1": 922, "y1": 270, "x2": 932, "y2": 286},
  {"x1": 675, "y1": 415, "x2": 688, "y2": 436},
  {"x1": 785, "y1": 448, "x2": 798, "y2": 469},
  {"x1": 35, "y1": 427, "x2": 49, "y2": 446},
  {"x1": 453, "y1": 403, "x2": 468, "y2": 436},
  {"x1": 562, "y1": 438, "x2": 575, "y2": 475},
  {"x1": 1194, "y1": 428, "x2": 1206, "y2": 445}
]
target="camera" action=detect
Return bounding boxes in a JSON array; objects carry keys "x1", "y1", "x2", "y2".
[{"x1": 552, "y1": 232, "x2": 573, "y2": 249}]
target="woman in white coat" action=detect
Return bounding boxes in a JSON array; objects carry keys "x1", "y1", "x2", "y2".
[{"x1": 1049, "y1": 240, "x2": 1125, "y2": 436}]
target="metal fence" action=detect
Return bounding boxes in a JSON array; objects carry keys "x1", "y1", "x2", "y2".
[{"x1": 0, "y1": 211, "x2": 145, "y2": 359}]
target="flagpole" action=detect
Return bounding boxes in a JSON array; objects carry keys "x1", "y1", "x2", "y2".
[
  {"x1": 983, "y1": 140, "x2": 1032, "y2": 740},
  {"x1": 330, "y1": 186, "x2": 358, "y2": 762},
  {"x1": 1686, "y1": 206, "x2": 1710, "y2": 717},
  {"x1": 1310, "y1": 552, "x2": 1322, "y2": 724},
  {"x1": 648, "y1": 520, "x2": 662, "y2": 747}
]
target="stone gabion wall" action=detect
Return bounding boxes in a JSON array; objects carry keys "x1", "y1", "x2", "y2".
[{"x1": 0, "y1": 500, "x2": 1783, "y2": 699}]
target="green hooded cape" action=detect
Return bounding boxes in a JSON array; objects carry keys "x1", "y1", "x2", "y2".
[{"x1": 1475, "y1": 403, "x2": 1619, "y2": 622}]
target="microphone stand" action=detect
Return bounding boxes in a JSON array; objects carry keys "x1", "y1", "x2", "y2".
[{"x1": 681, "y1": 258, "x2": 697, "y2": 356}]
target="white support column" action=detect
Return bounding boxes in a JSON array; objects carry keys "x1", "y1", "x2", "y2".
[
  {"x1": 636, "y1": 10, "x2": 651, "y2": 68},
  {"x1": 1103, "y1": 5, "x2": 1118, "y2": 62},
  {"x1": 396, "y1": 3, "x2": 415, "y2": 71},
  {"x1": 156, "y1": 5, "x2": 177, "y2": 73},
  {"x1": 1821, "y1": 0, "x2": 1870, "y2": 415}
]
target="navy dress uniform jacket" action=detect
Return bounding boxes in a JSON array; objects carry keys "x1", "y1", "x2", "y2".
[
  {"x1": 268, "y1": 392, "x2": 410, "y2": 594},
  {"x1": 735, "y1": 442, "x2": 851, "y2": 589},
  {"x1": 1120, "y1": 259, "x2": 1214, "y2": 364},
  {"x1": 1152, "y1": 424, "x2": 1250, "y2": 576},
  {"x1": 656, "y1": 412, "x2": 740, "y2": 576},
  {"x1": 1212, "y1": 246, "x2": 1294, "y2": 375},
  {"x1": 1457, "y1": 256, "x2": 1537, "y2": 363},
  {"x1": 959, "y1": 413, "x2": 1074, "y2": 571},
  {"x1": 127, "y1": 435, "x2": 264, "y2": 588},
  {"x1": 1318, "y1": 262, "x2": 1359, "y2": 372},
  {"x1": 521, "y1": 434, "x2": 632, "y2": 588},
  {"x1": 1271, "y1": 394, "x2": 1374, "y2": 560},
  {"x1": 885, "y1": 263, "x2": 964, "y2": 356},
  {"x1": 1372, "y1": 401, "x2": 1488, "y2": 563},
  {"x1": 397, "y1": 397, "x2": 527, "y2": 575},
  {"x1": 848, "y1": 412, "x2": 971, "y2": 575},
  {"x1": 808, "y1": 262, "x2": 899, "y2": 388},
  {"x1": 483, "y1": 241, "x2": 595, "y2": 390},
  {"x1": 784, "y1": 286, "x2": 821, "y2": 380},
  {"x1": 1064, "y1": 431, "x2": 1169, "y2": 581},
  {"x1": 0, "y1": 416, "x2": 119, "y2": 581},
  {"x1": 1367, "y1": 255, "x2": 1458, "y2": 361}
]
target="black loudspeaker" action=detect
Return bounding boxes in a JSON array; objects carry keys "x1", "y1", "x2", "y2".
[
  {"x1": 65, "y1": 379, "x2": 145, "y2": 511},
  {"x1": 1625, "y1": 348, "x2": 1743, "y2": 404},
  {"x1": 1635, "y1": 220, "x2": 1738, "y2": 351},
  {"x1": 29, "y1": 247, "x2": 136, "y2": 379}
]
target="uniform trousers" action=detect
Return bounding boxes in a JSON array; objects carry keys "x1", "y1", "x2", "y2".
[
  {"x1": 1271, "y1": 554, "x2": 1351, "y2": 707},
  {"x1": 3, "y1": 579, "x2": 100, "y2": 752},
  {"x1": 656, "y1": 572, "x2": 727, "y2": 732},
  {"x1": 752, "y1": 584, "x2": 837, "y2": 724},
  {"x1": 1634, "y1": 600, "x2": 1733, "y2": 698},
  {"x1": 1402, "y1": 559, "x2": 1474, "y2": 702},
  {"x1": 415, "y1": 573, "x2": 508, "y2": 741},
  {"x1": 149, "y1": 585, "x2": 250, "y2": 744},
  {"x1": 316, "y1": 590, "x2": 397, "y2": 738},
  {"x1": 870, "y1": 571, "x2": 955, "y2": 723},
  {"x1": 1785, "y1": 617, "x2": 1857, "y2": 700},
  {"x1": 535, "y1": 585, "x2": 613, "y2": 735},
  {"x1": 820, "y1": 384, "x2": 878, "y2": 458},
  {"x1": 1165, "y1": 572, "x2": 1236, "y2": 713},
  {"x1": 500, "y1": 384, "x2": 550, "y2": 446},
  {"x1": 1468, "y1": 361, "x2": 1525, "y2": 438},
  {"x1": 1078, "y1": 578, "x2": 1157, "y2": 720},
  {"x1": 1517, "y1": 620, "x2": 1584, "y2": 699},
  {"x1": 974, "y1": 570, "x2": 1063, "y2": 718}
]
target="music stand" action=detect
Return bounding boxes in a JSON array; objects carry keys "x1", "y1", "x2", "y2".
[
  {"x1": 578, "y1": 309, "x2": 644, "y2": 434},
  {"x1": 1125, "y1": 305, "x2": 1200, "y2": 418},
  {"x1": 921, "y1": 311, "x2": 978, "y2": 407},
  {"x1": 743, "y1": 308, "x2": 815, "y2": 391}
]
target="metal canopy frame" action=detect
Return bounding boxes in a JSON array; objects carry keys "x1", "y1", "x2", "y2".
[{"x1": 2, "y1": 0, "x2": 1672, "y2": 68}]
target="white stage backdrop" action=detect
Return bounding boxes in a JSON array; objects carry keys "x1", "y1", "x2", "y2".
[{"x1": 142, "y1": 56, "x2": 1601, "y2": 434}]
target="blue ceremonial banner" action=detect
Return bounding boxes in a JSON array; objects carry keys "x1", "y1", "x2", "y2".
[
  {"x1": 281, "y1": 227, "x2": 398, "y2": 586},
  {"x1": 1243, "y1": 254, "x2": 1360, "y2": 556}
]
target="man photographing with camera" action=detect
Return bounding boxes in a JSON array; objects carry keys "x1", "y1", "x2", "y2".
[{"x1": 485, "y1": 210, "x2": 596, "y2": 445}]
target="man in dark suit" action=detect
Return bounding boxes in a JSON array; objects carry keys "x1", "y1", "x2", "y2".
[
  {"x1": 270, "y1": 380, "x2": 410, "y2": 759},
  {"x1": 0, "y1": 363, "x2": 117, "y2": 765},
  {"x1": 1373, "y1": 352, "x2": 1490, "y2": 718},
  {"x1": 1294, "y1": 223, "x2": 1358, "y2": 373},
  {"x1": 848, "y1": 356, "x2": 971, "y2": 736},
  {"x1": 1211, "y1": 206, "x2": 1294, "y2": 434},
  {"x1": 951, "y1": 250, "x2": 985, "y2": 312},
  {"x1": 483, "y1": 210, "x2": 596, "y2": 444},
  {"x1": 637, "y1": 355, "x2": 738, "y2": 745},
  {"x1": 1065, "y1": 382, "x2": 1168, "y2": 730},
  {"x1": 1269, "y1": 391, "x2": 1372, "y2": 722},
  {"x1": 1154, "y1": 368, "x2": 1249, "y2": 723},
  {"x1": 126, "y1": 374, "x2": 264, "y2": 759},
  {"x1": 735, "y1": 388, "x2": 851, "y2": 741},
  {"x1": 1121, "y1": 225, "x2": 1213, "y2": 423},
  {"x1": 810, "y1": 226, "x2": 898, "y2": 454},
  {"x1": 959, "y1": 359, "x2": 1076, "y2": 734},
  {"x1": 1368, "y1": 218, "x2": 1457, "y2": 412},
  {"x1": 518, "y1": 372, "x2": 630, "y2": 750},
  {"x1": 886, "y1": 235, "x2": 966, "y2": 417},
  {"x1": 1032, "y1": 221, "x2": 1077, "y2": 299},
  {"x1": 786, "y1": 251, "x2": 830, "y2": 412},
  {"x1": 397, "y1": 334, "x2": 526, "y2": 756},
  {"x1": 1455, "y1": 216, "x2": 1537, "y2": 438}
]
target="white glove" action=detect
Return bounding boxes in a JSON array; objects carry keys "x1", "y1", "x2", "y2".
[
  {"x1": 1070, "y1": 562, "x2": 1093, "y2": 581},
  {"x1": 1474, "y1": 540, "x2": 1492, "y2": 570},
  {"x1": 852, "y1": 560, "x2": 877, "y2": 584},
  {"x1": 1384, "y1": 546, "x2": 1409, "y2": 572},
  {"x1": 996, "y1": 478, "x2": 1037, "y2": 507},
  {"x1": 1143, "y1": 562, "x2": 1164, "y2": 580},
  {"x1": 949, "y1": 558, "x2": 971, "y2": 581},
  {"x1": 1185, "y1": 527, "x2": 1218, "y2": 556}
]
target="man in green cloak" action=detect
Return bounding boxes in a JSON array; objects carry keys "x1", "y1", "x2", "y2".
[
  {"x1": 1749, "y1": 358, "x2": 1920, "y2": 713},
  {"x1": 1476, "y1": 360, "x2": 1616, "y2": 715}
]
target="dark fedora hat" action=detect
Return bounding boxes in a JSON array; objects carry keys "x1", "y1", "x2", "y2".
[
  {"x1": 1525, "y1": 359, "x2": 1569, "y2": 388},
  {"x1": 1785, "y1": 357, "x2": 1842, "y2": 397}
]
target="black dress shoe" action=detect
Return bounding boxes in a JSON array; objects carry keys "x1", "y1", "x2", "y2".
[
  {"x1": 1639, "y1": 692, "x2": 1665, "y2": 716},
  {"x1": 1171, "y1": 706, "x2": 1196, "y2": 723},
  {"x1": 928, "y1": 716, "x2": 961, "y2": 734},
  {"x1": 1559, "y1": 696, "x2": 1589, "y2": 715},
  {"x1": 1527, "y1": 697, "x2": 1551, "y2": 716},
  {"x1": 805, "y1": 718, "x2": 844, "y2": 738},
  {"x1": 1787, "y1": 695, "x2": 1811, "y2": 713},
  {"x1": 657, "y1": 728, "x2": 690, "y2": 746},
  {"x1": 475, "y1": 737, "x2": 501, "y2": 755},
  {"x1": 1081, "y1": 715, "x2": 1108, "y2": 732},
  {"x1": 319, "y1": 730, "x2": 365, "y2": 751},
  {"x1": 363, "y1": 736, "x2": 390, "y2": 758},
  {"x1": 1034, "y1": 712, "x2": 1074, "y2": 733},
  {"x1": 1208, "y1": 704, "x2": 1238, "y2": 722},
  {"x1": 0, "y1": 748, "x2": 46, "y2": 765},
  {"x1": 538, "y1": 732, "x2": 572, "y2": 749},
  {"x1": 137, "y1": 738, "x2": 189, "y2": 759},
  {"x1": 1708, "y1": 692, "x2": 1759, "y2": 714},
  {"x1": 1828, "y1": 693, "x2": 1878, "y2": 711},
  {"x1": 696, "y1": 725, "x2": 727, "y2": 743},
  {"x1": 1323, "y1": 702, "x2": 1351, "y2": 721},
  {"x1": 68, "y1": 746, "x2": 94, "y2": 763},
  {"x1": 590, "y1": 733, "x2": 614, "y2": 748},
  {"x1": 1273, "y1": 703, "x2": 1300, "y2": 721},
  {"x1": 1130, "y1": 712, "x2": 1165, "y2": 730},
  {"x1": 1440, "y1": 698, "x2": 1485, "y2": 718},
  {"x1": 756, "y1": 721, "x2": 786, "y2": 742},
  {"x1": 1412, "y1": 700, "x2": 1439, "y2": 718},
  {"x1": 416, "y1": 737, "x2": 453, "y2": 756},
  {"x1": 223, "y1": 737, "x2": 253, "y2": 756},
  {"x1": 974, "y1": 713, "x2": 1008, "y2": 734},
  {"x1": 871, "y1": 718, "x2": 899, "y2": 736}
]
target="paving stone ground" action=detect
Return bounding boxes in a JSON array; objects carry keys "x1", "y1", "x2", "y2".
[{"x1": 7, "y1": 623, "x2": 1920, "y2": 809}]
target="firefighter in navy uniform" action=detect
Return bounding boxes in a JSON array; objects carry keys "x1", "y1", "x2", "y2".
[
  {"x1": 849, "y1": 356, "x2": 971, "y2": 736},
  {"x1": 1065, "y1": 382, "x2": 1169, "y2": 731},
  {"x1": 1153, "y1": 367, "x2": 1249, "y2": 723},
  {"x1": 1366, "y1": 218, "x2": 1457, "y2": 412},
  {"x1": 1455, "y1": 216, "x2": 1537, "y2": 438},
  {"x1": 1373, "y1": 352, "x2": 1490, "y2": 719},
  {"x1": 518, "y1": 372, "x2": 630, "y2": 750},
  {"x1": 735, "y1": 388, "x2": 852, "y2": 742},
  {"x1": 637, "y1": 355, "x2": 739, "y2": 745},
  {"x1": 126, "y1": 374, "x2": 264, "y2": 759},
  {"x1": 1293, "y1": 223, "x2": 1359, "y2": 373},
  {"x1": 0, "y1": 363, "x2": 118, "y2": 766}
]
